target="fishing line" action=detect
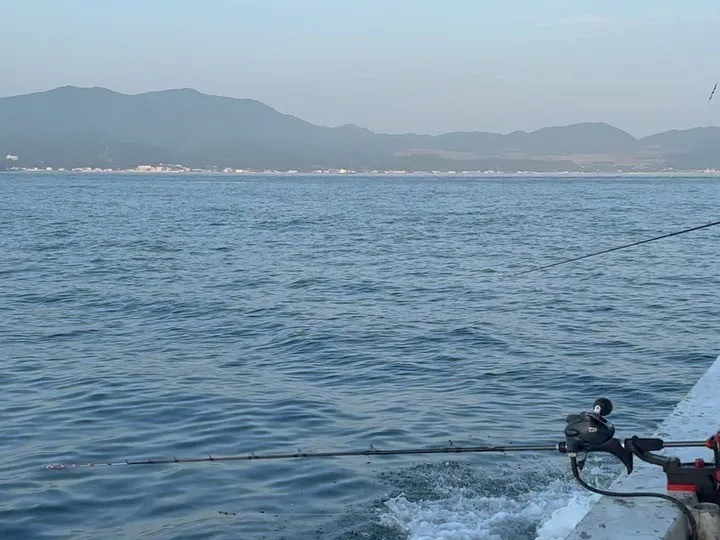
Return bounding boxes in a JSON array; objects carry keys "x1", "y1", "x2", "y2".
[
  {"x1": 508, "y1": 218, "x2": 720, "y2": 277},
  {"x1": 709, "y1": 82, "x2": 718, "y2": 127}
]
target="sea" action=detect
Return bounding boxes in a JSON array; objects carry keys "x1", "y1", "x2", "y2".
[{"x1": 1, "y1": 172, "x2": 719, "y2": 540}]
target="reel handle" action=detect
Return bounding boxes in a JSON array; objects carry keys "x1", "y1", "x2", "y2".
[{"x1": 593, "y1": 398, "x2": 613, "y2": 417}]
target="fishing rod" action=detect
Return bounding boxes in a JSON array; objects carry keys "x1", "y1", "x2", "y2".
[
  {"x1": 46, "y1": 397, "x2": 720, "y2": 540},
  {"x1": 44, "y1": 398, "x2": 707, "y2": 472},
  {"x1": 45, "y1": 442, "x2": 564, "y2": 470},
  {"x1": 509, "y1": 218, "x2": 720, "y2": 277}
]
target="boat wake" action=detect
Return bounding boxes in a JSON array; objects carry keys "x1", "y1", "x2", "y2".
[{"x1": 374, "y1": 458, "x2": 611, "y2": 540}]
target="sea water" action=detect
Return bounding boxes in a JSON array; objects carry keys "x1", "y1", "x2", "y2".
[{"x1": 1, "y1": 173, "x2": 718, "y2": 539}]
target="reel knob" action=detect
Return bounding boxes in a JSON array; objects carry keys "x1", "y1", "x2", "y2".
[{"x1": 593, "y1": 398, "x2": 613, "y2": 417}]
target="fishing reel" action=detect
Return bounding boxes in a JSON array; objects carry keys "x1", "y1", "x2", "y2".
[
  {"x1": 564, "y1": 398, "x2": 720, "y2": 503},
  {"x1": 563, "y1": 397, "x2": 634, "y2": 473}
]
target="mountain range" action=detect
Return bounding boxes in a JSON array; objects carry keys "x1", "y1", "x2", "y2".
[{"x1": 2, "y1": 86, "x2": 720, "y2": 172}]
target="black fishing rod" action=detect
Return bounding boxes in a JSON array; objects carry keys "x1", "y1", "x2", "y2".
[
  {"x1": 46, "y1": 442, "x2": 565, "y2": 470},
  {"x1": 509, "y1": 218, "x2": 720, "y2": 277},
  {"x1": 45, "y1": 435, "x2": 708, "y2": 470},
  {"x1": 45, "y1": 439, "x2": 709, "y2": 470}
]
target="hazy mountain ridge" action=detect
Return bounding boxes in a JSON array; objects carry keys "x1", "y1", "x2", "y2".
[{"x1": 1, "y1": 86, "x2": 719, "y2": 171}]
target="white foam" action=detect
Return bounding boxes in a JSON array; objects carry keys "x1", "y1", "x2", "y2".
[
  {"x1": 534, "y1": 490, "x2": 599, "y2": 540},
  {"x1": 380, "y1": 477, "x2": 599, "y2": 540}
]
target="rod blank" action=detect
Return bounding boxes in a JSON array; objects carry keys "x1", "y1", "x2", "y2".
[{"x1": 46, "y1": 443, "x2": 564, "y2": 470}]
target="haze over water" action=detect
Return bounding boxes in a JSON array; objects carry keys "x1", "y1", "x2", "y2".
[{"x1": 1, "y1": 173, "x2": 718, "y2": 539}]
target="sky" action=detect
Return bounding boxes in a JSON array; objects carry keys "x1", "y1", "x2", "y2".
[{"x1": 2, "y1": 0, "x2": 719, "y2": 137}]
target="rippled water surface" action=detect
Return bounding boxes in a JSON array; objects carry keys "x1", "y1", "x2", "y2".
[{"x1": 1, "y1": 173, "x2": 719, "y2": 540}]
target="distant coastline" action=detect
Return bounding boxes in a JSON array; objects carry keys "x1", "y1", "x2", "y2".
[
  {"x1": 4, "y1": 168, "x2": 720, "y2": 178},
  {"x1": 3, "y1": 86, "x2": 720, "y2": 173}
]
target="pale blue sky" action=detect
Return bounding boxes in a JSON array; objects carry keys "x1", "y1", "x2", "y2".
[{"x1": 2, "y1": 0, "x2": 718, "y2": 136}]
